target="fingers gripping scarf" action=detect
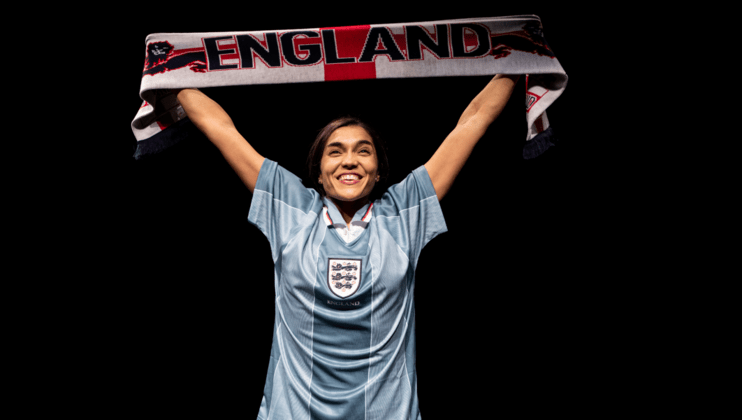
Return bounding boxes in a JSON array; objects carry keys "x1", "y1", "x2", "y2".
[{"x1": 131, "y1": 15, "x2": 567, "y2": 159}]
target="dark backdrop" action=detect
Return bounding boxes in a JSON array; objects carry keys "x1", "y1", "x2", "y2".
[{"x1": 83, "y1": 5, "x2": 608, "y2": 418}]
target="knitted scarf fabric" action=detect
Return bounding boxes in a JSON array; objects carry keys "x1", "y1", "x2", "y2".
[{"x1": 131, "y1": 15, "x2": 567, "y2": 159}]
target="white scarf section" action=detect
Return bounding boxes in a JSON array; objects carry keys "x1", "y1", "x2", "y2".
[{"x1": 131, "y1": 15, "x2": 567, "y2": 159}]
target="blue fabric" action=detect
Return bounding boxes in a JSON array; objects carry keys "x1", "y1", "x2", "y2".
[
  {"x1": 133, "y1": 117, "x2": 198, "y2": 159},
  {"x1": 248, "y1": 159, "x2": 447, "y2": 420},
  {"x1": 522, "y1": 126, "x2": 557, "y2": 159}
]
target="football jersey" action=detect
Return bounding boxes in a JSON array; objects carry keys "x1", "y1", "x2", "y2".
[{"x1": 248, "y1": 159, "x2": 447, "y2": 420}]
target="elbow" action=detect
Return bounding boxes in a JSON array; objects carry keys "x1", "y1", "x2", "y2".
[
  {"x1": 457, "y1": 110, "x2": 494, "y2": 134},
  {"x1": 192, "y1": 112, "x2": 236, "y2": 138}
]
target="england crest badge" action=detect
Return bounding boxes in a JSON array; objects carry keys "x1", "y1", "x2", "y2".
[{"x1": 327, "y1": 258, "x2": 361, "y2": 298}]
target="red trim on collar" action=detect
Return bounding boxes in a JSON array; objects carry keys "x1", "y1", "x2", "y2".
[
  {"x1": 361, "y1": 203, "x2": 373, "y2": 223},
  {"x1": 323, "y1": 203, "x2": 372, "y2": 226},
  {"x1": 323, "y1": 207, "x2": 333, "y2": 225}
]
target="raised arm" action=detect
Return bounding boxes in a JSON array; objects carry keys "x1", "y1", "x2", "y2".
[
  {"x1": 176, "y1": 88, "x2": 265, "y2": 193},
  {"x1": 424, "y1": 74, "x2": 520, "y2": 200}
]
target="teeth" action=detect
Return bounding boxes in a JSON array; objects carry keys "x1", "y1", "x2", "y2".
[{"x1": 340, "y1": 174, "x2": 360, "y2": 180}]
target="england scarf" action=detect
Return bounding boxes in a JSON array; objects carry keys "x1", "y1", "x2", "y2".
[{"x1": 131, "y1": 15, "x2": 567, "y2": 159}]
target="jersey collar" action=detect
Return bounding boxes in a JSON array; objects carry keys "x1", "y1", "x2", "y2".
[{"x1": 322, "y1": 197, "x2": 373, "y2": 228}]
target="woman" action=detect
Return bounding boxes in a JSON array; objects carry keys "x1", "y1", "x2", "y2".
[{"x1": 176, "y1": 73, "x2": 519, "y2": 420}]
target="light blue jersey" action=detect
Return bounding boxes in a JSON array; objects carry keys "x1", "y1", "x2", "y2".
[{"x1": 248, "y1": 159, "x2": 447, "y2": 420}]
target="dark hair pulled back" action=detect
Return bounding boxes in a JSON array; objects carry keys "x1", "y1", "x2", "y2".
[{"x1": 307, "y1": 116, "x2": 389, "y2": 199}]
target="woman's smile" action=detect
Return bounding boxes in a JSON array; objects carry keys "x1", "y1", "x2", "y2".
[
  {"x1": 338, "y1": 173, "x2": 361, "y2": 184},
  {"x1": 319, "y1": 125, "x2": 379, "y2": 204}
]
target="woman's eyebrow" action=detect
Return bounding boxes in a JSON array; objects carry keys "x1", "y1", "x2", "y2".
[{"x1": 326, "y1": 140, "x2": 374, "y2": 149}]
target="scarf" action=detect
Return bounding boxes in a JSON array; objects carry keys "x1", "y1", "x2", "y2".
[{"x1": 131, "y1": 15, "x2": 567, "y2": 159}]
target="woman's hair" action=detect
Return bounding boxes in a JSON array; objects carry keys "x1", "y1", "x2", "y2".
[{"x1": 307, "y1": 116, "x2": 390, "y2": 199}]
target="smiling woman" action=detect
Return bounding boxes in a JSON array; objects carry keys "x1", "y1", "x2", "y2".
[
  {"x1": 308, "y1": 117, "x2": 388, "y2": 224},
  {"x1": 174, "y1": 74, "x2": 518, "y2": 420},
  {"x1": 318, "y1": 126, "x2": 379, "y2": 220}
]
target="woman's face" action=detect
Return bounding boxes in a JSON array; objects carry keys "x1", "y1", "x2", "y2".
[{"x1": 319, "y1": 125, "x2": 379, "y2": 204}]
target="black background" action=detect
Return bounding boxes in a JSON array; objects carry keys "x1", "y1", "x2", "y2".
[{"x1": 71, "y1": 4, "x2": 621, "y2": 418}]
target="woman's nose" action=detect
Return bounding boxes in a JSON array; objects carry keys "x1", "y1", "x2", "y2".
[{"x1": 341, "y1": 152, "x2": 357, "y2": 166}]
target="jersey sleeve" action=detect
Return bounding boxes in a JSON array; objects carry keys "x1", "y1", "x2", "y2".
[
  {"x1": 247, "y1": 159, "x2": 322, "y2": 261},
  {"x1": 376, "y1": 165, "x2": 448, "y2": 266}
]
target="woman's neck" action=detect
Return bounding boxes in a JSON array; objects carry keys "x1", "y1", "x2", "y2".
[{"x1": 329, "y1": 197, "x2": 369, "y2": 226}]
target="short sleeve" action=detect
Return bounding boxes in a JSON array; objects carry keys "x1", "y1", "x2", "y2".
[
  {"x1": 247, "y1": 159, "x2": 322, "y2": 261},
  {"x1": 374, "y1": 165, "x2": 447, "y2": 265}
]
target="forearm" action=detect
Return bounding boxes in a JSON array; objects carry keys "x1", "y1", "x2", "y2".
[
  {"x1": 176, "y1": 88, "x2": 236, "y2": 139},
  {"x1": 457, "y1": 74, "x2": 519, "y2": 128},
  {"x1": 425, "y1": 74, "x2": 519, "y2": 200},
  {"x1": 176, "y1": 88, "x2": 264, "y2": 192}
]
